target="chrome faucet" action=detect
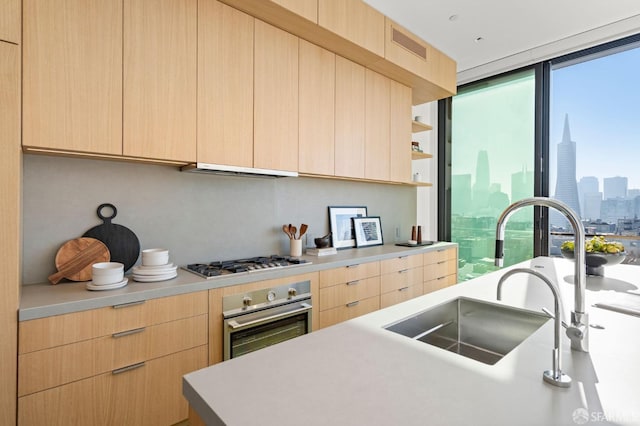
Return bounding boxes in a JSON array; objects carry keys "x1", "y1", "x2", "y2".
[
  {"x1": 494, "y1": 197, "x2": 589, "y2": 353},
  {"x1": 498, "y1": 268, "x2": 571, "y2": 387}
]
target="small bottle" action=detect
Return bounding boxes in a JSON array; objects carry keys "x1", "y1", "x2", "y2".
[{"x1": 417, "y1": 226, "x2": 422, "y2": 244}]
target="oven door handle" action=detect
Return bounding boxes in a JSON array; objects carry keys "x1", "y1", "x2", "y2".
[{"x1": 227, "y1": 302, "x2": 312, "y2": 330}]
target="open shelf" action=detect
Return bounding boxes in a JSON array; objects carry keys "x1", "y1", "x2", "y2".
[
  {"x1": 412, "y1": 151, "x2": 433, "y2": 160},
  {"x1": 412, "y1": 120, "x2": 433, "y2": 133}
]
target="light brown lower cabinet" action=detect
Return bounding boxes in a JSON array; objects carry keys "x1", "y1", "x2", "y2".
[
  {"x1": 18, "y1": 345, "x2": 207, "y2": 426},
  {"x1": 423, "y1": 247, "x2": 458, "y2": 294}
]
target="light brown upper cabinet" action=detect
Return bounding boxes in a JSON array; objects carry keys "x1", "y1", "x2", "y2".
[
  {"x1": 254, "y1": 21, "x2": 299, "y2": 172},
  {"x1": 318, "y1": 0, "x2": 384, "y2": 57},
  {"x1": 271, "y1": 0, "x2": 318, "y2": 23},
  {"x1": 22, "y1": 0, "x2": 123, "y2": 155},
  {"x1": 334, "y1": 56, "x2": 365, "y2": 179},
  {"x1": 0, "y1": 0, "x2": 20, "y2": 44},
  {"x1": 123, "y1": 0, "x2": 197, "y2": 162},
  {"x1": 364, "y1": 69, "x2": 390, "y2": 181},
  {"x1": 299, "y1": 40, "x2": 335, "y2": 176},
  {"x1": 389, "y1": 80, "x2": 412, "y2": 183},
  {"x1": 384, "y1": 18, "x2": 457, "y2": 101},
  {"x1": 198, "y1": 0, "x2": 254, "y2": 167}
]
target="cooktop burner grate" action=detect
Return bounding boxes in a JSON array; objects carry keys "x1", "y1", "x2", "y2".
[{"x1": 184, "y1": 255, "x2": 310, "y2": 279}]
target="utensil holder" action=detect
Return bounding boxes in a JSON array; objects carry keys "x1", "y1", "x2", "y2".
[{"x1": 290, "y1": 239, "x2": 302, "y2": 257}]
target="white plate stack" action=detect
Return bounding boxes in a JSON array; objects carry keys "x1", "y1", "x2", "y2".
[
  {"x1": 132, "y1": 249, "x2": 178, "y2": 282},
  {"x1": 87, "y1": 262, "x2": 128, "y2": 291}
]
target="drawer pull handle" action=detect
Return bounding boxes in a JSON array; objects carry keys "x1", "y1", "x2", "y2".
[
  {"x1": 398, "y1": 269, "x2": 409, "y2": 274},
  {"x1": 112, "y1": 327, "x2": 146, "y2": 338},
  {"x1": 437, "y1": 261, "x2": 446, "y2": 265},
  {"x1": 437, "y1": 249, "x2": 445, "y2": 252},
  {"x1": 437, "y1": 276, "x2": 446, "y2": 280},
  {"x1": 398, "y1": 286, "x2": 410, "y2": 292},
  {"x1": 398, "y1": 255, "x2": 408, "y2": 259},
  {"x1": 112, "y1": 362, "x2": 145, "y2": 375},
  {"x1": 346, "y1": 301, "x2": 360, "y2": 308},
  {"x1": 346, "y1": 264, "x2": 359, "y2": 269},
  {"x1": 113, "y1": 300, "x2": 145, "y2": 309},
  {"x1": 346, "y1": 280, "x2": 360, "y2": 286}
]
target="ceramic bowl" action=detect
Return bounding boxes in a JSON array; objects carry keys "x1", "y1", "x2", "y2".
[
  {"x1": 142, "y1": 248, "x2": 169, "y2": 266},
  {"x1": 560, "y1": 249, "x2": 626, "y2": 276},
  {"x1": 92, "y1": 262, "x2": 124, "y2": 285}
]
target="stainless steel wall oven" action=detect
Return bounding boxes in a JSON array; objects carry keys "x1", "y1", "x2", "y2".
[{"x1": 222, "y1": 280, "x2": 312, "y2": 360}]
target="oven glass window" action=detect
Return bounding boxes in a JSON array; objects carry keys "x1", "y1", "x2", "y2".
[{"x1": 230, "y1": 312, "x2": 308, "y2": 359}]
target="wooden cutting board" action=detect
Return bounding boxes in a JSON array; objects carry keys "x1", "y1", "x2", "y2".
[{"x1": 49, "y1": 237, "x2": 110, "y2": 284}]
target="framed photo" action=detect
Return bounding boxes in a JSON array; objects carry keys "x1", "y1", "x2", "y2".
[
  {"x1": 353, "y1": 216, "x2": 383, "y2": 248},
  {"x1": 328, "y1": 206, "x2": 368, "y2": 249}
]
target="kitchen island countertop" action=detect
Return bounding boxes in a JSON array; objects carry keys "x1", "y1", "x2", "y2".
[{"x1": 183, "y1": 257, "x2": 640, "y2": 426}]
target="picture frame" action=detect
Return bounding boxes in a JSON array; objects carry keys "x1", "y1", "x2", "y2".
[
  {"x1": 353, "y1": 216, "x2": 384, "y2": 248},
  {"x1": 328, "y1": 206, "x2": 368, "y2": 249}
]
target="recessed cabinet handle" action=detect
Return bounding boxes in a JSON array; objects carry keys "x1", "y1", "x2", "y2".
[
  {"x1": 437, "y1": 276, "x2": 446, "y2": 280},
  {"x1": 112, "y1": 361, "x2": 145, "y2": 375},
  {"x1": 437, "y1": 261, "x2": 446, "y2": 265},
  {"x1": 346, "y1": 301, "x2": 360, "y2": 308},
  {"x1": 112, "y1": 300, "x2": 145, "y2": 309},
  {"x1": 112, "y1": 327, "x2": 146, "y2": 338},
  {"x1": 346, "y1": 280, "x2": 360, "y2": 286},
  {"x1": 346, "y1": 264, "x2": 359, "y2": 269},
  {"x1": 398, "y1": 269, "x2": 409, "y2": 274},
  {"x1": 398, "y1": 286, "x2": 410, "y2": 292},
  {"x1": 398, "y1": 255, "x2": 408, "y2": 259}
]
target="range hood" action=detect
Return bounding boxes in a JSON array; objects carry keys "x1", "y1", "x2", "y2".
[{"x1": 181, "y1": 162, "x2": 298, "y2": 178}]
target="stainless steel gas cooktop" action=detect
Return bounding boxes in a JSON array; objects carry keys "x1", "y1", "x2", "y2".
[{"x1": 183, "y1": 255, "x2": 311, "y2": 279}]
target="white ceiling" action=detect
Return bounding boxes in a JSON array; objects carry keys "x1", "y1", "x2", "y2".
[{"x1": 364, "y1": 0, "x2": 640, "y2": 84}]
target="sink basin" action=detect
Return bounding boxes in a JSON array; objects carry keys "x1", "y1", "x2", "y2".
[{"x1": 384, "y1": 297, "x2": 549, "y2": 365}]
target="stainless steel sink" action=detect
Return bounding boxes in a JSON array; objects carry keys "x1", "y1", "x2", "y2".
[{"x1": 384, "y1": 297, "x2": 550, "y2": 365}]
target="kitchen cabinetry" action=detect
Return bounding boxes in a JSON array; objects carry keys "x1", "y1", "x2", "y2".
[
  {"x1": 272, "y1": 0, "x2": 317, "y2": 23},
  {"x1": 18, "y1": 292, "x2": 208, "y2": 426},
  {"x1": 253, "y1": 20, "x2": 299, "y2": 172},
  {"x1": 318, "y1": 0, "x2": 384, "y2": 57},
  {"x1": 364, "y1": 69, "x2": 390, "y2": 181},
  {"x1": 423, "y1": 247, "x2": 458, "y2": 294},
  {"x1": 318, "y1": 261, "x2": 380, "y2": 329},
  {"x1": 198, "y1": 0, "x2": 254, "y2": 168},
  {"x1": 0, "y1": 0, "x2": 20, "y2": 43},
  {"x1": 123, "y1": 0, "x2": 197, "y2": 162},
  {"x1": 299, "y1": 40, "x2": 335, "y2": 175},
  {"x1": 22, "y1": 0, "x2": 123, "y2": 155},
  {"x1": 389, "y1": 80, "x2": 413, "y2": 183},
  {"x1": 380, "y1": 254, "x2": 423, "y2": 308},
  {"x1": 334, "y1": 56, "x2": 366, "y2": 179},
  {"x1": 1, "y1": 40, "x2": 20, "y2": 426}
]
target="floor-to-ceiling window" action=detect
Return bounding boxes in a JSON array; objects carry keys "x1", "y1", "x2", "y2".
[
  {"x1": 448, "y1": 70, "x2": 536, "y2": 281},
  {"x1": 548, "y1": 37, "x2": 640, "y2": 264}
]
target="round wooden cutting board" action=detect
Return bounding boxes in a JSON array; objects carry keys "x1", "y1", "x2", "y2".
[{"x1": 53, "y1": 237, "x2": 110, "y2": 282}]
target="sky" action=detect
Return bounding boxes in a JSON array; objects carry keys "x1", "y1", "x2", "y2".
[{"x1": 550, "y1": 45, "x2": 640, "y2": 191}]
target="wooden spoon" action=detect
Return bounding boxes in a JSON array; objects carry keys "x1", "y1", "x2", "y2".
[
  {"x1": 282, "y1": 224, "x2": 292, "y2": 239},
  {"x1": 291, "y1": 226, "x2": 298, "y2": 240},
  {"x1": 299, "y1": 224, "x2": 308, "y2": 239}
]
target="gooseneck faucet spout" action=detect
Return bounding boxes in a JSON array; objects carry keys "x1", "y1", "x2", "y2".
[
  {"x1": 498, "y1": 268, "x2": 571, "y2": 387},
  {"x1": 494, "y1": 197, "x2": 589, "y2": 352}
]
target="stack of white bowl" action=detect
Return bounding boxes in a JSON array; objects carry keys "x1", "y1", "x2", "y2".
[
  {"x1": 132, "y1": 249, "x2": 178, "y2": 282},
  {"x1": 86, "y1": 262, "x2": 127, "y2": 291}
]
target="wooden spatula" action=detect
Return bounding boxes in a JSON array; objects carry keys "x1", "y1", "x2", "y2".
[{"x1": 48, "y1": 238, "x2": 110, "y2": 284}]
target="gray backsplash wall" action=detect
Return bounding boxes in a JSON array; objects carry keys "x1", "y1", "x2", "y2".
[{"x1": 22, "y1": 154, "x2": 417, "y2": 284}]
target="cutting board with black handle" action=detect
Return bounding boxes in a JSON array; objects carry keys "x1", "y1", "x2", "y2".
[{"x1": 82, "y1": 203, "x2": 140, "y2": 272}]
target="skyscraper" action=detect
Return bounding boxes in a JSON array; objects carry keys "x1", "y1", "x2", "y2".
[
  {"x1": 472, "y1": 150, "x2": 490, "y2": 212},
  {"x1": 603, "y1": 176, "x2": 628, "y2": 200},
  {"x1": 552, "y1": 114, "x2": 581, "y2": 228}
]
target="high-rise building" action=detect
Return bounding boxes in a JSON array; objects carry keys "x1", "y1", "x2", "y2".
[
  {"x1": 452, "y1": 174, "x2": 472, "y2": 215},
  {"x1": 552, "y1": 114, "x2": 581, "y2": 227},
  {"x1": 578, "y1": 176, "x2": 600, "y2": 220},
  {"x1": 603, "y1": 176, "x2": 628, "y2": 200},
  {"x1": 472, "y1": 150, "x2": 490, "y2": 212}
]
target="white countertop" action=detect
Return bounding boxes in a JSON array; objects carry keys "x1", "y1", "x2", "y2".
[{"x1": 183, "y1": 257, "x2": 640, "y2": 426}]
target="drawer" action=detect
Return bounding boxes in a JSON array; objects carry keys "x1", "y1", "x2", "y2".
[
  {"x1": 424, "y1": 274, "x2": 457, "y2": 294},
  {"x1": 319, "y1": 276, "x2": 380, "y2": 311},
  {"x1": 18, "y1": 345, "x2": 208, "y2": 426},
  {"x1": 19, "y1": 314, "x2": 208, "y2": 396},
  {"x1": 319, "y1": 261, "x2": 380, "y2": 288},
  {"x1": 380, "y1": 254, "x2": 422, "y2": 275},
  {"x1": 423, "y1": 247, "x2": 457, "y2": 265},
  {"x1": 380, "y1": 283, "x2": 423, "y2": 309},
  {"x1": 318, "y1": 295, "x2": 379, "y2": 329},
  {"x1": 424, "y1": 259, "x2": 457, "y2": 281},
  {"x1": 19, "y1": 291, "x2": 208, "y2": 354},
  {"x1": 380, "y1": 267, "x2": 423, "y2": 294}
]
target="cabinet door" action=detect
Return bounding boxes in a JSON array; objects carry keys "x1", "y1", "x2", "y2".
[
  {"x1": 254, "y1": 20, "x2": 299, "y2": 172},
  {"x1": 299, "y1": 40, "x2": 335, "y2": 175},
  {"x1": 318, "y1": 0, "x2": 384, "y2": 56},
  {"x1": 364, "y1": 69, "x2": 390, "y2": 181},
  {"x1": 389, "y1": 80, "x2": 412, "y2": 183},
  {"x1": 271, "y1": 0, "x2": 318, "y2": 22},
  {"x1": 334, "y1": 56, "x2": 365, "y2": 178},
  {"x1": 23, "y1": 0, "x2": 122, "y2": 155},
  {"x1": 124, "y1": 0, "x2": 197, "y2": 162},
  {"x1": 198, "y1": 0, "x2": 254, "y2": 167},
  {"x1": 0, "y1": 0, "x2": 20, "y2": 43}
]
